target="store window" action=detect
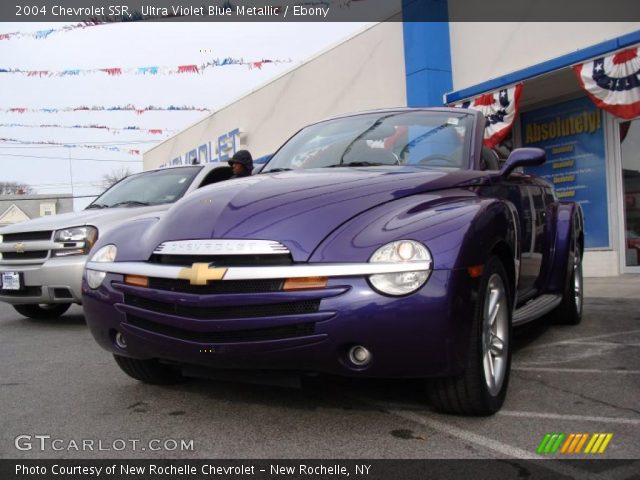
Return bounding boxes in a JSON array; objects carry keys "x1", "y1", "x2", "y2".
[{"x1": 620, "y1": 120, "x2": 640, "y2": 268}]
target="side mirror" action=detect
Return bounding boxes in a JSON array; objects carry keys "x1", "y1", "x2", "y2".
[{"x1": 499, "y1": 148, "x2": 546, "y2": 177}]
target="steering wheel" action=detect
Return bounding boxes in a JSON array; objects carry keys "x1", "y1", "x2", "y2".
[{"x1": 417, "y1": 154, "x2": 458, "y2": 167}]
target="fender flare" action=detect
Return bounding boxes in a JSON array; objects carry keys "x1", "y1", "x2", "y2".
[{"x1": 547, "y1": 202, "x2": 584, "y2": 292}]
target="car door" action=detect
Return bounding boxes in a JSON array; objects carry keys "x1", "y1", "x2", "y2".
[{"x1": 487, "y1": 178, "x2": 538, "y2": 304}]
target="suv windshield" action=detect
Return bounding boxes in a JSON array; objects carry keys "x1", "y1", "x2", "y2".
[
  {"x1": 87, "y1": 166, "x2": 202, "y2": 209},
  {"x1": 262, "y1": 111, "x2": 474, "y2": 173}
]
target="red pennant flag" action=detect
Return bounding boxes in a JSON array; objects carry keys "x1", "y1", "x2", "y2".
[
  {"x1": 100, "y1": 68, "x2": 122, "y2": 76},
  {"x1": 177, "y1": 65, "x2": 199, "y2": 74}
]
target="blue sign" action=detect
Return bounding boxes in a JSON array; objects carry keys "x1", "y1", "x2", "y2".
[{"x1": 521, "y1": 96, "x2": 609, "y2": 248}]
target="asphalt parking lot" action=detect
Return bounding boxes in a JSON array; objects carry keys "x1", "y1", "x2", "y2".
[{"x1": 0, "y1": 281, "x2": 638, "y2": 467}]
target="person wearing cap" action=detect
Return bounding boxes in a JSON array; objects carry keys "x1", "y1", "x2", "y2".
[{"x1": 228, "y1": 150, "x2": 253, "y2": 178}]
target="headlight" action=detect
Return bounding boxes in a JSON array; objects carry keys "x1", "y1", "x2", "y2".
[
  {"x1": 53, "y1": 226, "x2": 98, "y2": 257},
  {"x1": 86, "y1": 244, "x2": 117, "y2": 289},
  {"x1": 368, "y1": 240, "x2": 432, "y2": 296},
  {"x1": 90, "y1": 244, "x2": 117, "y2": 263}
]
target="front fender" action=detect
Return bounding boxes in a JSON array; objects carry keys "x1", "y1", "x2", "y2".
[
  {"x1": 87, "y1": 216, "x2": 161, "y2": 262},
  {"x1": 547, "y1": 202, "x2": 584, "y2": 292},
  {"x1": 310, "y1": 189, "x2": 519, "y2": 274}
]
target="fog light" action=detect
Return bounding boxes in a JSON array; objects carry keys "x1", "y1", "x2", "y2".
[
  {"x1": 114, "y1": 332, "x2": 127, "y2": 349},
  {"x1": 348, "y1": 345, "x2": 371, "y2": 366}
]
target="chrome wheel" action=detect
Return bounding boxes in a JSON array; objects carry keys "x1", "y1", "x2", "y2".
[
  {"x1": 573, "y1": 251, "x2": 583, "y2": 315},
  {"x1": 482, "y1": 274, "x2": 509, "y2": 396}
]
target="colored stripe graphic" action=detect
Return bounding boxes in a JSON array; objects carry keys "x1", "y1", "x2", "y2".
[
  {"x1": 585, "y1": 433, "x2": 614, "y2": 453},
  {"x1": 537, "y1": 433, "x2": 566, "y2": 454},
  {"x1": 539, "y1": 433, "x2": 613, "y2": 454}
]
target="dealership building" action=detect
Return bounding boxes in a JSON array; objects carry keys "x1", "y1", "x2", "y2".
[{"x1": 143, "y1": 20, "x2": 640, "y2": 277}]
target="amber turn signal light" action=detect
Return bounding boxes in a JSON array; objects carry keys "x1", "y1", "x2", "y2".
[
  {"x1": 124, "y1": 275, "x2": 149, "y2": 288},
  {"x1": 467, "y1": 265, "x2": 484, "y2": 278},
  {"x1": 283, "y1": 276, "x2": 328, "y2": 290}
]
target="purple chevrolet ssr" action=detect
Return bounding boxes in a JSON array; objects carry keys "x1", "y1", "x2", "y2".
[{"x1": 82, "y1": 108, "x2": 584, "y2": 415}]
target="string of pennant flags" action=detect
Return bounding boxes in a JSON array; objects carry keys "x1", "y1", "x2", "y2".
[
  {"x1": 0, "y1": 123, "x2": 176, "y2": 135},
  {"x1": 0, "y1": 137, "x2": 145, "y2": 155},
  {"x1": 0, "y1": 105, "x2": 211, "y2": 114},
  {"x1": 0, "y1": 57, "x2": 293, "y2": 77}
]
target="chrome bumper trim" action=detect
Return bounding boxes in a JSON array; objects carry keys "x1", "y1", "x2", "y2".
[{"x1": 86, "y1": 260, "x2": 432, "y2": 282}]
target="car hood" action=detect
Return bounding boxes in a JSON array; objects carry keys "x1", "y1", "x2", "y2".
[
  {"x1": 0, "y1": 204, "x2": 170, "y2": 235},
  {"x1": 144, "y1": 167, "x2": 486, "y2": 261}
]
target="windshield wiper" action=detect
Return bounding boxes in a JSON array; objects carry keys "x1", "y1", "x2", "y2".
[
  {"x1": 109, "y1": 200, "x2": 151, "y2": 208},
  {"x1": 262, "y1": 168, "x2": 292, "y2": 173},
  {"x1": 324, "y1": 161, "x2": 390, "y2": 168},
  {"x1": 85, "y1": 203, "x2": 107, "y2": 209}
]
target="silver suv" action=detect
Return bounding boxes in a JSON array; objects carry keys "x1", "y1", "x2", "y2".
[{"x1": 0, "y1": 163, "x2": 231, "y2": 319}]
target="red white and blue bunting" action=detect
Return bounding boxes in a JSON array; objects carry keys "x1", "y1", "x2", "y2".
[
  {"x1": 0, "y1": 105, "x2": 210, "y2": 114},
  {"x1": 0, "y1": 58, "x2": 292, "y2": 77},
  {"x1": 453, "y1": 84, "x2": 523, "y2": 148},
  {"x1": 574, "y1": 46, "x2": 640, "y2": 120}
]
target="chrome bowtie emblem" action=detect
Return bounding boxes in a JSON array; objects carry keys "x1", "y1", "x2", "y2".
[{"x1": 14, "y1": 242, "x2": 25, "y2": 253}]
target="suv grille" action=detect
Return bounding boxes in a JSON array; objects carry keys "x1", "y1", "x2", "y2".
[
  {"x1": 2, "y1": 251, "x2": 48, "y2": 260},
  {"x1": 2, "y1": 231, "x2": 52, "y2": 242}
]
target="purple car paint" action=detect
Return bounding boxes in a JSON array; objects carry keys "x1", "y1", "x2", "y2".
[{"x1": 83, "y1": 108, "x2": 584, "y2": 415}]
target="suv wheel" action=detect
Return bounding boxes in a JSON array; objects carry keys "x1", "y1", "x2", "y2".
[{"x1": 14, "y1": 303, "x2": 71, "y2": 319}]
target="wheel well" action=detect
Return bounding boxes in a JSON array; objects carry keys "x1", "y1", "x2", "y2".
[
  {"x1": 492, "y1": 241, "x2": 515, "y2": 300},
  {"x1": 578, "y1": 232, "x2": 584, "y2": 256}
]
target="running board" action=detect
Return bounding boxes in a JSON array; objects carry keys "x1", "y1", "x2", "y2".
[{"x1": 513, "y1": 294, "x2": 562, "y2": 326}]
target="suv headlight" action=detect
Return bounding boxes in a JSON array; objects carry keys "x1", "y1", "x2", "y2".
[
  {"x1": 368, "y1": 240, "x2": 432, "y2": 296},
  {"x1": 53, "y1": 226, "x2": 98, "y2": 257},
  {"x1": 86, "y1": 244, "x2": 117, "y2": 289}
]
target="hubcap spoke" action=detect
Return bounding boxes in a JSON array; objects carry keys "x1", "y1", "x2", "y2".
[
  {"x1": 490, "y1": 334, "x2": 505, "y2": 356},
  {"x1": 484, "y1": 351, "x2": 495, "y2": 391}
]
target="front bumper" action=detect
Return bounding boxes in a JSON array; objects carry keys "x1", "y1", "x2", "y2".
[
  {"x1": 83, "y1": 267, "x2": 479, "y2": 379},
  {"x1": 0, "y1": 256, "x2": 85, "y2": 305}
]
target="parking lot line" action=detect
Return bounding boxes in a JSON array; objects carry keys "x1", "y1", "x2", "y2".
[
  {"x1": 385, "y1": 409, "x2": 614, "y2": 479},
  {"x1": 386, "y1": 409, "x2": 539, "y2": 459},
  {"x1": 498, "y1": 410, "x2": 640, "y2": 425},
  {"x1": 512, "y1": 367, "x2": 640, "y2": 374},
  {"x1": 520, "y1": 329, "x2": 640, "y2": 351}
]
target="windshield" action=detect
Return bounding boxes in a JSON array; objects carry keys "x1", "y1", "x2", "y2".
[
  {"x1": 87, "y1": 166, "x2": 202, "y2": 209},
  {"x1": 262, "y1": 111, "x2": 474, "y2": 173}
]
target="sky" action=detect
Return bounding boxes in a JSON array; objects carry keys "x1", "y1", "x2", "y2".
[{"x1": 0, "y1": 21, "x2": 371, "y2": 209}]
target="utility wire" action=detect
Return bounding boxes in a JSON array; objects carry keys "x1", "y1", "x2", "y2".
[{"x1": 0, "y1": 153, "x2": 142, "y2": 162}]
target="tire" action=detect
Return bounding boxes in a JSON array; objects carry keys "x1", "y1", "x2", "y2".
[
  {"x1": 428, "y1": 256, "x2": 512, "y2": 416},
  {"x1": 14, "y1": 303, "x2": 71, "y2": 319},
  {"x1": 113, "y1": 354, "x2": 185, "y2": 385},
  {"x1": 549, "y1": 245, "x2": 583, "y2": 325}
]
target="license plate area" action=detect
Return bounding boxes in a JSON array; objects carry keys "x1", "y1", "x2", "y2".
[{"x1": 1, "y1": 271, "x2": 22, "y2": 291}]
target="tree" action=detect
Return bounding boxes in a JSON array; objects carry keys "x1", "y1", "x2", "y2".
[
  {"x1": 0, "y1": 181, "x2": 33, "y2": 195},
  {"x1": 101, "y1": 167, "x2": 132, "y2": 188}
]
